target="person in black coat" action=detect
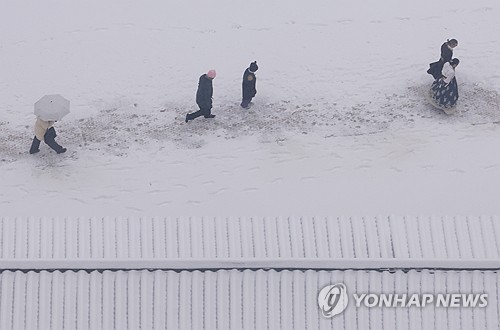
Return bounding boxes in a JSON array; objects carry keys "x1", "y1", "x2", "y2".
[
  {"x1": 427, "y1": 39, "x2": 458, "y2": 80},
  {"x1": 185, "y1": 70, "x2": 216, "y2": 122},
  {"x1": 241, "y1": 61, "x2": 258, "y2": 108}
]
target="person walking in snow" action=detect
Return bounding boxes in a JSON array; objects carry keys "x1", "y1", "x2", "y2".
[
  {"x1": 29, "y1": 117, "x2": 67, "y2": 154},
  {"x1": 429, "y1": 58, "x2": 460, "y2": 113},
  {"x1": 427, "y1": 39, "x2": 458, "y2": 80},
  {"x1": 185, "y1": 70, "x2": 217, "y2": 122},
  {"x1": 241, "y1": 61, "x2": 258, "y2": 108}
]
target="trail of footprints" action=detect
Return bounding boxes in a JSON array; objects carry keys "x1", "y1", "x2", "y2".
[{"x1": 0, "y1": 83, "x2": 498, "y2": 165}]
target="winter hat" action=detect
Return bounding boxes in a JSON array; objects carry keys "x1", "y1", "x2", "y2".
[
  {"x1": 207, "y1": 69, "x2": 217, "y2": 79},
  {"x1": 447, "y1": 39, "x2": 458, "y2": 47},
  {"x1": 450, "y1": 58, "x2": 460, "y2": 66},
  {"x1": 249, "y1": 61, "x2": 258, "y2": 73}
]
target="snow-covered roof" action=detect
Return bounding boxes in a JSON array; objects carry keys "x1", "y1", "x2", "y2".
[
  {"x1": 1, "y1": 216, "x2": 499, "y2": 329},
  {"x1": 0, "y1": 269, "x2": 498, "y2": 329},
  {"x1": 1, "y1": 216, "x2": 499, "y2": 270}
]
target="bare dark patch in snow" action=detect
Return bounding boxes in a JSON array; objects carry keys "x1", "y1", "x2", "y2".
[{"x1": 0, "y1": 83, "x2": 498, "y2": 165}]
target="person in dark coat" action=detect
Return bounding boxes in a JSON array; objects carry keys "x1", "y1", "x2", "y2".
[
  {"x1": 427, "y1": 39, "x2": 458, "y2": 80},
  {"x1": 429, "y1": 58, "x2": 460, "y2": 113},
  {"x1": 185, "y1": 70, "x2": 216, "y2": 122},
  {"x1": 241, "y1": 61, "x2": 258, "y2": 108},
  {"x1": 29, "y1": 117, "x2": 66, "y2": 154}
]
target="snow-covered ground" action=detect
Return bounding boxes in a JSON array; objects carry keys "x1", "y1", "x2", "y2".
[{"x1": 1, "y1": 0, "x2": 499, "y2": 217}]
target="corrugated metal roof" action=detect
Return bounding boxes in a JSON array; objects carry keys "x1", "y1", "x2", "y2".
[
  {"x1": 0, "y1": 269, "x2": 498, "y2": 330},
  {"x1": 1, "y1": 216, "x2": 499, "y2": 270}
]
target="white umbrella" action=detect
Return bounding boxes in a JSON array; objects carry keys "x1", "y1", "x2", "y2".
[{"x1": 34, "y1": 94, "x2": 70, "y2": 121}]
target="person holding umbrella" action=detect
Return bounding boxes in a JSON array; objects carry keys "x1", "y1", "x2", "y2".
[
  {"x1": 29, "y1": 118, "x2": 66, "y2": 154},
  {"x1": 29, "y1": 94, "x2": 69, "y2": 154}
]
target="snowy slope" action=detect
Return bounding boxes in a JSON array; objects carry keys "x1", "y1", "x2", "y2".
[{"x1": 0, "y1": 0, "x2": 499, "y2": 216}]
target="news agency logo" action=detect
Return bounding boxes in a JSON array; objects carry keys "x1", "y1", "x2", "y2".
[
  {"x1": 318, "y1": 283, "x2": 488, "y2": 318},
  {"x1": 317, "y1": 283, "x2": 349, "y2": 318}
]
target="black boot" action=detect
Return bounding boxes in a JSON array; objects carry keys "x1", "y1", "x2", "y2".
[
  {"x1": 44, "y1": 132, "x2": 66, "y2": 154},
  {"x1": 29, "y1": 137, "x2": 41, "y2": 154}
]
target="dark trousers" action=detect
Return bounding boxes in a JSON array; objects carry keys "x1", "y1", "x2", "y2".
[
  {"x1": 187, "y1": 107, "x2": 212, "y2": 120},
  {"x1": 29, "y1": 127, "x2": 64, "y2": 153}
]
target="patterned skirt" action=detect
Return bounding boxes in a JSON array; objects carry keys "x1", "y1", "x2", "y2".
[{"x1": 430, "y1": 77, "x2": 459, "y2": 109}]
